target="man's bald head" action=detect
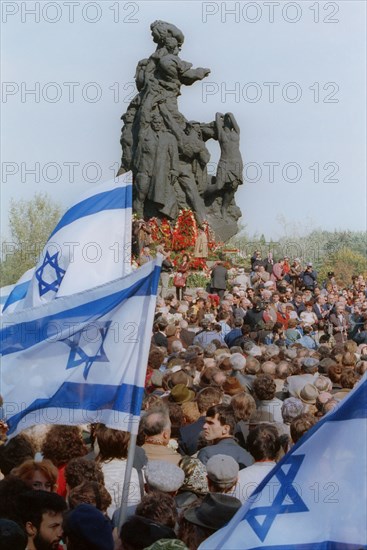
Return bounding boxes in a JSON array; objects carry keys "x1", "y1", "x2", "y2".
[
  {"x1": 141, "y1": 409, "x2": 171, "y2": 437},
  {"x1": 261, "y1": 361, "x2": 277, "y2": 376},
  {"x1": 276, "y1": 361, "x2": 291, "y2": 379}
]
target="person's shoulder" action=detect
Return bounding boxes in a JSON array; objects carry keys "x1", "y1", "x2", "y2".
[
  {"x1": 197, "y1": 446, "x2": 210, "y2": 463},
  {"x1": 218, "y1": 437, "x2": 242, "y2": 450}
]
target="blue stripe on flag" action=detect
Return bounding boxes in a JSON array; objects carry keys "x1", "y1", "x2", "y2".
[
  {"x1": 6, "y1": 381, "x2": 144, "y2": 435},
  {"x1": 48, "y1": 186, "x2": 132, "y2": 239},
  {"x1": 237, "y1": 543, "x2": 367, "y2": 550},
  {"x1": 2, "y1": 280, "x2": 30, "y2": 309},
  {"x1": 1, "y1": 265, "x2": 161, "y2": 355}
]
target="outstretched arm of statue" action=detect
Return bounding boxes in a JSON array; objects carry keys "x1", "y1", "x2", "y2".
[{"x1": 180, "y1": 65, "x2": 211, "y2": 85}]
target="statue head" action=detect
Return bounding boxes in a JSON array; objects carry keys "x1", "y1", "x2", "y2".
[
  {"x1": 151, "y1": 114, "x2": 163, "y2": 131},
  {"x1": 150, "y1": 20, "x2": 184, "y2": 48},
  {"x1": 186, "y1": 121, "x2": 202, "y2": 138},
  {"x1": 165, "y1": 35, "x2": 180, "y2": 54},
  {"x1": 122, "y1": 110, "x2": 135, "y2": 124}
]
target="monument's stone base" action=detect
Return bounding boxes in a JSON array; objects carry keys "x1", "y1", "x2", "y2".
[
  {"x1": 206, "y1": 214, "x2": 239, "y2": 243},
  {"x1": 204, "y1": 196, "x2": 242, "y2": 242}
]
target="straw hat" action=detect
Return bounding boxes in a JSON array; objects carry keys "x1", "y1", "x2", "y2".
[{"x1": 297, "y1": 384, "x2": 319, "y2": 404}]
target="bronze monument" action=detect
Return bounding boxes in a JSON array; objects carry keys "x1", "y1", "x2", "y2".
[{"x1": 117, "y1": 20, "x2": 243, "y2": 241}]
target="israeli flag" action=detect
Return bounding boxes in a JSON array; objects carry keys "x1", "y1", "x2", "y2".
[
  {"x1": 1, "y1": 283, "x2": 17, "y2": 313},
  {"x1": 1, "y1": 285, "x2": 15, "y2": 311},
  {"x1": 1, "y1": 268, "x2": 35, "y2": 313},
  {"x1": 3, "y1": 174, "x2": 132, "y2": 313},
  {"x1": 199, "y1": 376, "x2": 367, "y2": 550},
  {"x1": 0, "y1": 258, "x2": 161, "y2": 438}
]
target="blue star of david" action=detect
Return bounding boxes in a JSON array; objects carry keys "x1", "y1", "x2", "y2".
[
  {"x1": 245, "y1": 454, "x2": 309, "y2": 541},
  {"x1": 62, "y1": 321, "x2": 111, "y2": 380},
  {"x1": 35, "y1": 250, "x2": 66, "y2": 297}
]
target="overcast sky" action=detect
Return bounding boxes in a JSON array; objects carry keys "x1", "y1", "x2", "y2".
[{"x1": 1, "y1": 0, "x2": 366, "y2": 241}]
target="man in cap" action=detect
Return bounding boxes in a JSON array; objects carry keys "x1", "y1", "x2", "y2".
[
  {"x1": 144, "y1": 461, "x2": 185, "y2": 496},
  {"x1": 206, "y1": 454, "x2": 239, "y2": 494},
  {"x1": 183, "y1": 493, "x2": 241, "y2": 532}
]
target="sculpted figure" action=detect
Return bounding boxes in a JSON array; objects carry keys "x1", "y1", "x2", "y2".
[
  {"x1": 132, "y1": 20, "x2": 210, "y2": 129},
  {"x1": 117, "y1": 21, "x2": 244, "y2": 241},
  {"x1": 118, "y1": 107, "x2": 137, "y2": 174},
  {"x1": 133, "y1": 113, "x2": 179, "y2": 218},
  {"x1": 206, "y1": 112, "x2": 243, "y2": 215},
  {"x1": 159, "y1": 103, "x2": 206, "y2": 226}
]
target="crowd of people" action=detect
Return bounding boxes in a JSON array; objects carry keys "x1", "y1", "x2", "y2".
[{"x1": 0, "y1": 250, "x2": 366, "y2": 550}]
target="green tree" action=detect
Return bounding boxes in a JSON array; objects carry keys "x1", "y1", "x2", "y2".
[
  {"x1": 318, "y1": 248, "x2": 367, "y2": 287},
  {"x1": 1, "y1": 193, "x2": 62, "y2": 285}
]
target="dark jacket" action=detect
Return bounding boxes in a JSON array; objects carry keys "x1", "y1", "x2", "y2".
[
  {"x1": 300, "y1": 269, "x2": 317, "y2": 290},
  {"x1": 151, "y1": 331, "x2": 168, "y2": 348},
  {"x1": 210, "y1": 264, "x2": 228, "y2": 290},
  {"x1": 161, "y1": 259, "x2": 173, "y2": 273},
  {"x1": 243, "y1": 308, "x2": 263, "y2": 330},
  {"x1": 178, "y1": 416, "x2": 206, "y2": 456},
  {"x1": 197, "y1": 437, "x2": 253, "y2": 470}
]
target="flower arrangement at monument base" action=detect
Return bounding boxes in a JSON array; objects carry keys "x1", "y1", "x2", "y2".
[
  {"x1": 136, "y1": 209, "x2": 236, "y2": 274},
  {"x1": 189, "y1": 258, "x2": 208, "y2": 271},
  {"x1": 172, "y1": 209, "x2": 198, "y2": 251},
  {"x1": 148, "y1": 217, "x2": 172, "y2": 248}
]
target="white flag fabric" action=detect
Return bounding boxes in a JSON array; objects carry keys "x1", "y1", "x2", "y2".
[
  {"x1": 3, "y1": 174, "x2": 132, "y2": 313},
  {"x1": 199, "y1": 376, "x2": 367, "y2": 550},
  {"x1": 0, "y1": 258, "x2": 161, "y2": 438}
]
